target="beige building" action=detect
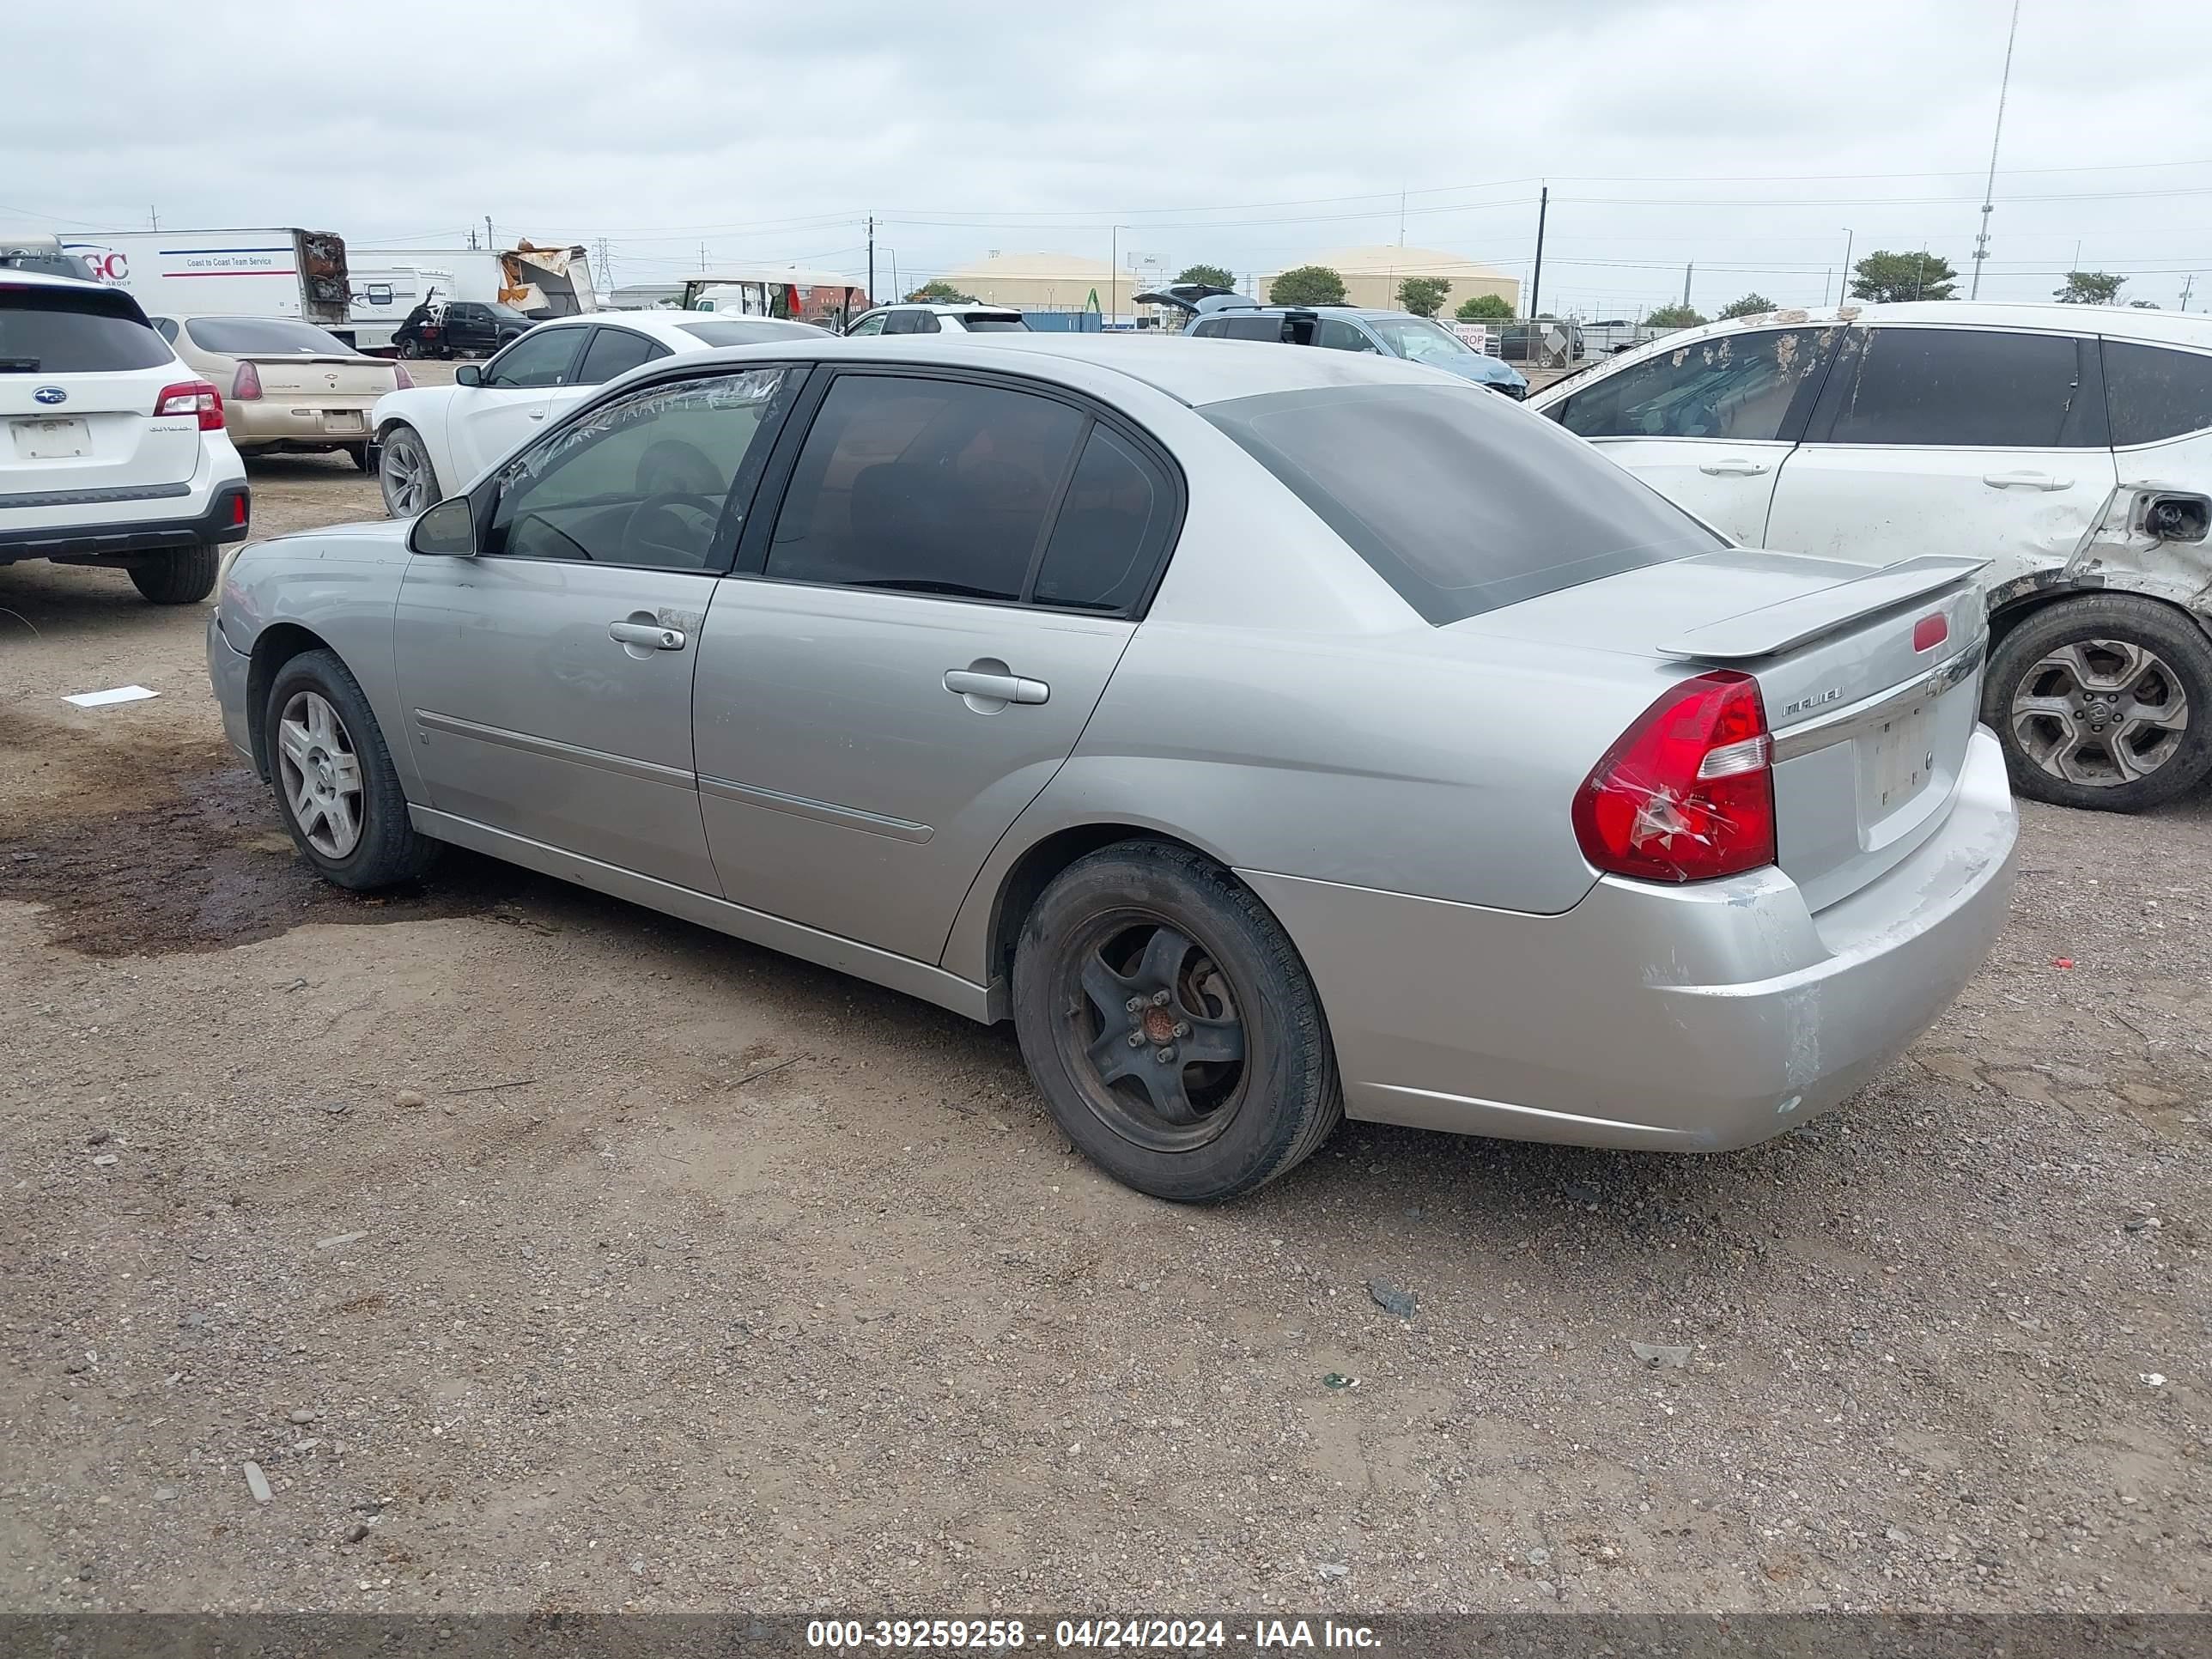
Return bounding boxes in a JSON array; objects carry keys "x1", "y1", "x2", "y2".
[
  {"x1": 1261, "y1": 244, "x2": 1519, "y2": 314},
  {"x1": 934, "y1": 251, "x2": 1137, "y2": 315}
]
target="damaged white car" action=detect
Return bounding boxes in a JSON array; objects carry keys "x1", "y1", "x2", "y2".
[{"x1": 1532, "y1": 302, "x2": 2212, "y2": 811}]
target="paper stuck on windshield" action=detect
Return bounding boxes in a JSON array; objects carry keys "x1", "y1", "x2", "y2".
[{"x1": 62, "y1": 685, "x2": 159, "y2": 708}]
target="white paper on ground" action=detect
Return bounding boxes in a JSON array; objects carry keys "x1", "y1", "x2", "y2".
[{"x1": 61, "y1": 685, "x2": 159, "y2": 708}]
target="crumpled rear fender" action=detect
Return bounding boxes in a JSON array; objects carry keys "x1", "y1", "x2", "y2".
[{"x1": 1988, "y1": 479, "x2": 2212, "y2": 635}]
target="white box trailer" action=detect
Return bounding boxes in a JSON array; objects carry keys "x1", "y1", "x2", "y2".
[{"x1": 58, "y1": 228, "x2": 350, "y2": 328}]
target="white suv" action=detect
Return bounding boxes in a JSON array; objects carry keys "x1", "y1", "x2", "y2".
[
  {"x1": 842, "y1": 303, "x2": 1029, "y2": 337},
  {"x1": 2, "y1": 270, "x2": 249, "y2": 604},
  {"x1": 1533, "y1": 301, "x2": 2212, "y2": 811}
]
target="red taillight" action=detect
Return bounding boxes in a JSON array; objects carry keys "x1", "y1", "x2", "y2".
[
  {"x1": 1572, "y1": 670, "x2": 1776, "y2": 884},
  {"x1": 1912, "y1": 612, "x2": 1949, "y2": 653},
  {"x1": 392, "y1": 361, "x2": 414, "y2": 389},
  {"x1": 230, "y1": 362, "x2": 263, "y2": 400},
  {"x1": 230, "y1": 493, "x2": 248, "y2": 527},
  {"x1": 154, "y1": 380, "x2": 224, "y2": 431}
]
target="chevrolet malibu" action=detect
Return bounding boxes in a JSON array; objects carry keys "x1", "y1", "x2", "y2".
[{"x1": 207, "y1": 336, "x2": 2018, "y2": 1201}]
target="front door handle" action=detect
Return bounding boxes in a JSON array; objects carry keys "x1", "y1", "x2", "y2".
[
  {"x1": 1697, "y1": 458, "x2": 1771, "y2": 476},
  {"x1": 609, "y1": 619, "x2": 686, "y2": 651},
  {"x1": 527, "y1": 410, "x2": 548, "y2": 421},
  {"x1": 1983, "y1": 471, "x2": 2070, "y2": 491},
  {"x1": 944, "y1": 668, "x2": 1048, "y2": 705}
]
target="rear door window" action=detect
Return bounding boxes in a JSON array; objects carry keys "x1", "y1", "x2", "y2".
[
  {"x1": 1222, "y1": 314, "x2": 1288, "y2": 343},
  {"x1": 1812, "y1": 326, "x2": 2106, "y2": 447},
  {"x1": 1206, "y1": 382, "x2": 1723, "y2": 624},
  {"x1": 2101, "y1": 339, "x2": 2212, "y2": 447},
  {"x1": 1559, "y1": 325, "x2": 1839, "y2": 441},
  {"x1": 1030, "y1": 424, "x2": 1177, "y2": 612},
  {"x1": 0, "y1": 287, "x2": 174, "y2": 373},
  {"x1": 763, "y1": 373, "x2": 1087, "y2": 602},
  {"x1": 576, "y1": 327, "x2": 667, "y2": 384},
  {"x1": 1314, "y1": 319, "x2": 1376, "y2": 353}
]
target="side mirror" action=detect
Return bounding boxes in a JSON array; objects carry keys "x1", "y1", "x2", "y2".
[
  {"x1": 455, "y1": 363, "x2": 482, "y2": 386},
  {"x1": 408, "y1": 495, "x2": 477, "y2": 556}
]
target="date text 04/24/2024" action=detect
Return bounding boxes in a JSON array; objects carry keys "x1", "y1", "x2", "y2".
[{"x1": 805, "y1": 1620, "x2": 1381, "y2": 1650}]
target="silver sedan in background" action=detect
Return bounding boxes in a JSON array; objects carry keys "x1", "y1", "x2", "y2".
[{"x1": 207, "y1": 336, "x2": 2017, "y2": 1201}]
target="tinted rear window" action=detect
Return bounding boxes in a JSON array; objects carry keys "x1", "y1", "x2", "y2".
[
  {"x1": 185, "y1": 317, "x2": 353, "y2": 356},
  {"x1": 1816, "y1": 327, "x2": 2106, "y2": 448},
  {"x1": 1205, "y1": 383, "x2": 1723, "y2": 624},
  {"x1": 960, "y1": 315, "x2": 1029, "y2": 332},
  {"x1": 2103, "y1": 339, "x2": 2212, "y2": 446},
  {"x1": 678, "y1": 319, "x2": 822, "y2": 347},
  {"x1": 0, "y1": 286, "x2": 173, "y2": 373}
]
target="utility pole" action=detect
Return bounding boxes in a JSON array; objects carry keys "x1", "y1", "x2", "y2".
[
  {"x1": 1109, "y1": 225, "x2": 1121, "y2": 325},
  {"x1": 1969, "y1": 0, "x2": 2023, "y2": 300},
  {"x1": 1528, "y1": 185, "x2": 1548, "y2": 320},
  {"x1": 2182, "y1": 274, "x2": 2197, "y2": 312},
  {"x1": 699, "y1": 242, "x2": 707, "y2": 272},
  {"x1": 1821, "y1": 268, "x2": 1832, "y2": 306},
  {"x1": 592, "y1": 237, "x2": 612, "y2": 293},
  {"x1": 1398, "y1": 188, "x2": 1407, "y2": 248},
  {"x1": 1681, "y1": 261, "x2": 1693, "y2": 309},
  {"x1": 483, "y1": 215, "x2": 494, "y2": 252},
  {"x1": 866, "y1": 215, "x2": 876, "y2": 305},
  {"x1": 149, "y1": 206, "x2": 158, "y2": 230},
  {"x1": 1841, "y1": 228, "x2": 1855, "y2": 301}
]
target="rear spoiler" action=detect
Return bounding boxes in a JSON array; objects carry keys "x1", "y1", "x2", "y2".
[{"x1": 1659, "y1": 556, "x2": 1988, "y2": 661}]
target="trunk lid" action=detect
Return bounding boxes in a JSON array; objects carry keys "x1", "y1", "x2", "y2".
[
  {"x1": 242, "y1": 355, "x2": 393, "y2": 398},
  {"x1": 1458, "y1": 549, "x2": 1989, "y2": 911},
  {"x1": 3, "y1": 282, "x2": 201, "y2": 498}
]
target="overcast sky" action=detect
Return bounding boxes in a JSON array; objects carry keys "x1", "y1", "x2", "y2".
[{"x1": 12, "y1": 0, "x2": 2212, "y2": 315}]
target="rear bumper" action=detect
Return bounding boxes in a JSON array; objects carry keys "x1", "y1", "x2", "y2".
[
  {"x1": 0, "y1": 480, "x2": 251, "y2": 566},
  {"x1": 230, "y1": 403, "x2": 377, "y2": 448},
  {"x1": 1245, "y1": 726, "x2": 2019, "y2": 1152}
]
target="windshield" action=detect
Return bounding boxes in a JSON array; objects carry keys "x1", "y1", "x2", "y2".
[
  {"x1": 1367, "y1": 316, "x2": 1480, "y2": 366},
  {"x1": 185, "y1": 317, "x2": 354, "y2": 356},
  {"x1": 484, "y1": 302, "x2": 533, "y2": 324},
  {"x1": 1205, "y1": 382, "x2": 1722, "y2": 624}
]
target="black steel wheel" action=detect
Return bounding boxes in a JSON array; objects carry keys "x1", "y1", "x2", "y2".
[{"x1": 1012, "y1": 841, "x2": 1340, "y2": 1201}]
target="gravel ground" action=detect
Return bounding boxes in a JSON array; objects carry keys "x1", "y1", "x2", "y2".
[{"x1": 0, "y1": 441, "x2": 2206, "y2": 1616}]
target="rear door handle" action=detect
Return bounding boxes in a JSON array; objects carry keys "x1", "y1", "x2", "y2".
[
  {"x1": 1696, "y1": 458, "x2": 1771, "y2": 476},
  {"x1": 1983, "y1": 471, "x2": 2070, "y2": 491},
  {"x1": 944, "y1": 669, "x2": 1048, "y2": 705},
  {"x1": 609, "y1": 620, "x2": 686, "y2": 650}
]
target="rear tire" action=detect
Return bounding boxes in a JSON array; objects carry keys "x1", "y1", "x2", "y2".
[
  {"x1": 345, "y1": 443, "x2": 371, "y2": 472},
  {"x1": 1012, "y1": 840, "x2": 1341, "y2": 1202},
  {"x1": 1984, "y1": 594, "x2": 2212, "y2": 812},
  {"x1": 129, "y1": 544, "x2": 220, "y2": 605},
  {"x1": 263, "y1": 648, "x2": 438, "y2": 890}
]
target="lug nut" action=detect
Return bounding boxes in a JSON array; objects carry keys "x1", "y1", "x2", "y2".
[
  {"x1": 1151, "y1": 990, "x2": 1171, "y2": 1007},
  {"x1": 1173, "y1": 1021, "x2": 1190, "y2": 1038},
  {"x1": 1127, "y1": 1032, "x2": 1143, "y2": 1048},
  {"x1": 1125, "y1": 996, "x2": 1145, "y2": 1013},
  {"x1": 1154, "y1": 1047, "x2": 1176, "y2": 1064}
]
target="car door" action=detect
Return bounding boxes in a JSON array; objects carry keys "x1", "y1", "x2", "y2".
[
  {"x1": 691, "y1": 368, "x2": 1180, "y2": 965},
  {"x1": 1549, "y1": 322, "x2": 1844, "y2": 545},
  {"x1": 447, "y1": 325, "x2": 590, "y2": 484},
  {"x1": 392, "y1": 364, "x2": 803, "y2": 891},
  {"x1": 1764, "y1": 324, "x2": 2118, "y2": 583}
]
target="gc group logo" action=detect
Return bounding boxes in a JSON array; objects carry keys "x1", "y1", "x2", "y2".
[{"x1": 64, "y1": 245, "x2": 130, "y2": 282}]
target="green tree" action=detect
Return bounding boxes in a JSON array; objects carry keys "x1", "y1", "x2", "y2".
[
  {"x1": 1176, "y1": 263, "x2": 1235, "y2": 289},
  {"x1": 2055, "y1": 270, "x2": 2124, "y2": 305},
  {"x1": 1455, "y1": 292, "x2": 1514, "y2": 321},
  {"x1": 1849, "y1": 250, "x2": 1957, "y2": 303},
  {"x1": 1717, "y1": 292, "x2": 1775, "y2": 319},
  {"x1": 1644, "y1": 303, "x2": 1706, "y2": 329},
  {"x1": 1268, "y1": 265, "x2": 1347, "y2": 306},
  {"x1": 904, "y1": 279, "x2": 975, "y2": 303},
  {"x1": 1397, "y1": 276, "x2": 1452, "y2": 318},
  {"x1": 2130, "y1": 299, "x2": 2162, "y2": 309}
]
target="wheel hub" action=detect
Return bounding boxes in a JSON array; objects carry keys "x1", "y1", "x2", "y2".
[{"x1": 1062, "y1": 916, "x2": 1251, "y2": 1151}]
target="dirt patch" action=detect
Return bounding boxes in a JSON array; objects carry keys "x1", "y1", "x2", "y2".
[{"x1": 0, "y1": 725, "x2": 518, "y2": 957}]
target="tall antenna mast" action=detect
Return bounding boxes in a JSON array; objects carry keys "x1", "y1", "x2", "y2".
[{"x1": 1970, "y1": 0, "x2": 2024, "y2": 301}]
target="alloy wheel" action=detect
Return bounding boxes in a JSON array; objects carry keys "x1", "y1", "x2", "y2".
[
  {"x1": 275, "y1": 690, "x2": 366, "y2": 859},
  {"x1": 380, "y1": 433, "x2": 431, "y2": 516},
  {"x1": 2009, "y1": 637, "x2": 2191, "y2": 789},
  {"x1": 1057, "y1": 913, "x2": 1249, "y2": 1152}
]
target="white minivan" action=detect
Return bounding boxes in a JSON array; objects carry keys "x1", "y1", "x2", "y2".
[
  {"x1": 2, "y1": 270, "x2": 250, "y2": 604},
  {"x1": 1533, "y1": 301, "x2": 2212, "y2": 811}
]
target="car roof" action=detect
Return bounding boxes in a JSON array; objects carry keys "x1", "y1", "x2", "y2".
[
  {"x1": 1648, "y1": 299, "x2": 2212, "y2": 351},
  {"x1": 0, "y1": 269, "x2": 115, "y2": 294},
  {"x1": 669, "y1": 332, "x2": 1475, "y2": 408},
  {"x1": 867, "y1": 302, "x2": 1023, "y2": 314}
]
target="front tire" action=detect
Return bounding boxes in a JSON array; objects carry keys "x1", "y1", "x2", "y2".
[
  {"x1": 377, "y1": 424, "x2": 436, "y2": 517},
  {"x1": 263, "y1": 648, "x2": 438, "y2": 890},
  {"x1": 129, "y1": 544, "x2": 219, "y2": 605},
  {"x1": 1984, "y1": 594, "x2": 2212, "y2": 811},
  {"x1": 1012, "y1": 841, "x2": 1341, "y2": 1202}
]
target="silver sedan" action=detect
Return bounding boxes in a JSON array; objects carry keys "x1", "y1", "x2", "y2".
[{"x1": 208, "y1": 335, "x2": 2018, "y2": 1200}]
